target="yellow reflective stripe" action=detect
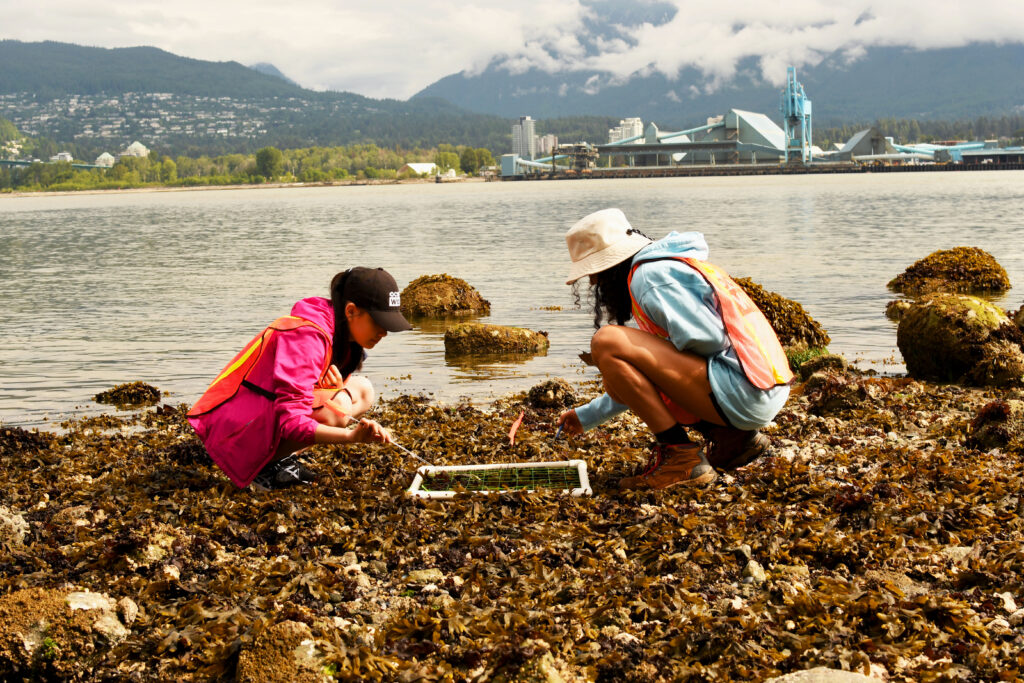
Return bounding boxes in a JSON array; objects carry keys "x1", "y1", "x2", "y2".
[{"x1": 209, "y1": 332, "x2": 270, "y2": 387}]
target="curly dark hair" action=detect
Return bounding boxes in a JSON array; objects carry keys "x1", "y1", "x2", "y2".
[{"x1": 572, "y1": 258, "x2": 635, "y2": 328}]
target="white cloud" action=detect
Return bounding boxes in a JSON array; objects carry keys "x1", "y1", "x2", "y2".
[{"x1": 1, "y1": 0, "x2": 1022, "y2": 99}]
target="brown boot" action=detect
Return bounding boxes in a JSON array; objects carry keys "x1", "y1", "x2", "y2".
[
  {"x1": 618, "y1": 443, "x2": 717, "y2": 490},
  {"x1": 695, "y1": 422, "x2": 770, "y2": 470}
]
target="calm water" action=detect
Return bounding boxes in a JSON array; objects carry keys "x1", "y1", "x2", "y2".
[{"x1": 2, "y1": 173, "x2": 1023, "y2": 427}]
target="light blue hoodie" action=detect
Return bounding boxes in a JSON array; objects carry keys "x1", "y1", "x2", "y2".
[{"x1": 574, "y1": 231, "x2": 790, "y2": 432}]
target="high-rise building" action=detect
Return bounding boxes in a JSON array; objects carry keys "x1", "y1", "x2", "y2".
[
  {"x1": 512, "y1": 116, "x2": 536, "y2": 159},
  {"x1": 536, "y1": 134, "x2": 558, "y2": 156},
  {"x1": 608, "y1": 118, "x2": 644, "y2": 143}
]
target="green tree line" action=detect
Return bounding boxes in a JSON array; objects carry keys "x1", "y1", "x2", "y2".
[
  {"x1": 0, "y1": 138, "x2": 498, "y2": 193},
  {"x1": 816, "y1": 114, "x2": 1024, "y2": 149}
]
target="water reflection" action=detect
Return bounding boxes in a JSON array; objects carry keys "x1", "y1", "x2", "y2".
[{"x1": 2, "y1": 173, "x2": 1023, "y2": 425}]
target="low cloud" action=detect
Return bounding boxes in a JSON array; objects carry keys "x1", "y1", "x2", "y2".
[
  {"x1": 0, "y1": 0, "x2": 1021, "y2": 99},
  {"x1": 494, "y1": 0, "x2": 1024, "y2": 91}
]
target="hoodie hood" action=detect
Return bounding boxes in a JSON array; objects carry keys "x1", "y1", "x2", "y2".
[
  {"x1": 633, "y1": 231, "x2": 709, "y2": 263},
  {"x1": 289, "y1": 296, "x2": 335, "y2": 336}
]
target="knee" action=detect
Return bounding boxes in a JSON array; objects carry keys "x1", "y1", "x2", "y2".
[
  {"x1": 345, "y1": 375, "x2": 375, "y2": 415},
  {"x1": 590, "y1": 325, "x2": 628, "y2": 363}
]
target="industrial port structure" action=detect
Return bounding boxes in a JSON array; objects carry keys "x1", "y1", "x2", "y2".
[{"x1": 500, "y1": 67, "x2": 1024, "y2": 179}]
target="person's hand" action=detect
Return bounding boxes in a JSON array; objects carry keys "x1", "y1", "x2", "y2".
[
  {"x1": 556, "y1": 409, "x2": 583, "y2": 436},
  {"x1": 349, "y1": 418, "x2": 392, "y2": 444},
  {"x1": 317, "y1": 364, "x2": 343, "y2": 390}
]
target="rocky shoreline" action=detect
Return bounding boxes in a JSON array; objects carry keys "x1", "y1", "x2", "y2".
[{"x1": 2, "y1": 365, "x2": 1023, "y2": 682}]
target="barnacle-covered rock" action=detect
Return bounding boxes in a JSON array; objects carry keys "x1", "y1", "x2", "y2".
[
  {"x1": 0, "y1": 587, "x2": 131, "y2": 679},
  {"x1": 93, "y1": 381, "x2": 161, "y2": 406},
  {"x1": 236, "y1": 620, "x2": 324, "y2": 683},
  {"x1": 765, "y1": 668, "x2": 876, "y2": 682},
  {"x1": 527, "y1": 379, "x2": 577, "y2": 410},
  {"x1": 967, "y1": 399, "x2": 1024, "y2": 453},
  {"x1": 400, "y1": 273, "x2": 491, "y2": 317},
  {"x1": 896, "y1": 293, "x2": 1024, "y2": 386},
  {"x1": 444, "y1": 323, "x2": 549, "y2": 355},
  {"x1": 734, "y1": 277, "x2": 830, "y2": 348},
  {"x1": 887, "y1": 246, "x2": 1010, "y2": 295},
  {"x1": 0, "y1": 507, "x2": 28, "y2": 546}
]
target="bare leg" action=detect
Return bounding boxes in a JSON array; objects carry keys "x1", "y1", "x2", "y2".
[
  {"x1": 273, "y1": 375, "x2": 376, "y2": 458},
  {"x1": 589, "y1": 325, "x2": 726, "y2": 433}
]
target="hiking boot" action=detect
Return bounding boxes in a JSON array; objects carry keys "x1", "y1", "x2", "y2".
[
  {"x1": 250, "y1": 454, "x2": 318, "y2": 491},
  {"x1": 696, "y1": 422, "x2": 771, "y2": 470},
  {"x1": 618, "y1": 443, "x2": 717, "y2": 490}
]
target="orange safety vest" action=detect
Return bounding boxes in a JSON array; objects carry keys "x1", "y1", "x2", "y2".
[
  {"x1": 188, "y1": 316, "x2": 332, "y2": 417},
  {"x1": 629, "y1": 257, "x2": 794, "y2": 389}
]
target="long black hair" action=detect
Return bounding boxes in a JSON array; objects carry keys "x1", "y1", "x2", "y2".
[
  {"x1": 329, "y1": 270, "x2": 365, "y2": 379},
  {"x1": 573, "y1": 258, "x2": 635, "y2": 329}
]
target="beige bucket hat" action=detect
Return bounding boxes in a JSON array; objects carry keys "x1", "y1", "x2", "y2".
[{"x1": 565, "y1": 208, "x2": 653, "y2": 285}]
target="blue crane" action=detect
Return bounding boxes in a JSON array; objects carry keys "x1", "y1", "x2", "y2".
[{"x1": 780, "y1": 67, "x2": 812, "y2": 164}]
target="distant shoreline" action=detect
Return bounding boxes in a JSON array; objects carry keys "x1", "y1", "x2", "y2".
[{"x1": 1, "y1": 175, "x2": 486, "y2": 199}]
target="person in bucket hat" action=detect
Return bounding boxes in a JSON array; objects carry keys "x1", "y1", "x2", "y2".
[
  {"x1": 188, "y1": 267, "x2": 412, "y2": 490},
  {"x1": 556, "y1": 208, "x2": 792, "y2": 490}
]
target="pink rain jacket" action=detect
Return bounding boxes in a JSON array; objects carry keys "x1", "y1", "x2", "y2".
[{"x1": 188, "y1": 297, "x2": 335, "y2": 488}]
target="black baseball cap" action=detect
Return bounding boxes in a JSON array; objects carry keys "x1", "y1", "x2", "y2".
[{"x1": 343, "y1": 267, "x2": 412, "y2": 332}]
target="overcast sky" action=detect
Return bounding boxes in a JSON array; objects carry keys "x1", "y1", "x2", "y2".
[{"x1": 3, "y1": 0, "x2": 1023, "y2": 100}]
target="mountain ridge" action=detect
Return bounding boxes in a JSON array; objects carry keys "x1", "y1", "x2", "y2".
[{"x1": 414, "y1": 43, "x2": 1024, "y2": 127}]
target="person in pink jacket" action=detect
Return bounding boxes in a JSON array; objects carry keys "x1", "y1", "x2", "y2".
[{"x1": 188, "y1": 267, "x2": 412, "y2": 490}]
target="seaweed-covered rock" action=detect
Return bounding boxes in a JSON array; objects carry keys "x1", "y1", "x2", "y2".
[
  {"x1": 896, "y1": 293, "x2": 1024, "y2": 386},
  {"x1": 734, "y1": 277, "x2": 830, "y2": 348},
  {"x1": 444, "y1": 323, "x2": 549, "y2": 355},
  {"x1": 806, "y1": 373, "x2": 888, "y2": 415},
  {"x1": 887, "y1": 246, "x2": 1010, "y2": 295},
  {"x1": 1013, "y1": 304, "x2": 1024, "y2": 332},
  {"x1": 400, "y1": 274, "x2": 491, "y2": 317},
  {"x1": 0, "y1": 426, "x2": 55, "y2": 457},
  {"x1": 527, "y1": 379, "x2": 577, "y2": 410},
  {"x1": 798, "y1": 353, "x2": 847, "y2": 380},
  {"x1": 94, "y1": 381, "x2": 161, "y2": 407},
  {"x1": 967, "y1": 399, "x2": 1024, "y2": 453}
]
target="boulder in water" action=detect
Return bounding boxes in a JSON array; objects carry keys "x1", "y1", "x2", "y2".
[
  {"x1": 444, "y1": 323, "x2": 549, "y2": 355},
  {"x1": 94, "y1": 381, "x2": 160, "y2": 407},
  {"x1": 896, "y1": 293, "x2": 1024, "y2": 386},
  {"x1": 400, "y1": 274, "x2": 491, "y2": 317},
  {"x1": 888, "y1": 246, "x2": 1010, "y2": 296}
]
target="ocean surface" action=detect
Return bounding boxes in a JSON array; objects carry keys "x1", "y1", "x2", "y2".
[{"x1": 2, "y1": 172, "x2": 1023, "y2": 427}]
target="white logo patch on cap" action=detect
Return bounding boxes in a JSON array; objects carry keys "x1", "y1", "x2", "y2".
[{"x1": 389, "y1": 291, "x2": 401, "y2": 307}]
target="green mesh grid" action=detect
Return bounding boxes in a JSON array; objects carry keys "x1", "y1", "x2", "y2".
[{"x1": 418, "y1": 465, "x2": 582, "y2": 492}]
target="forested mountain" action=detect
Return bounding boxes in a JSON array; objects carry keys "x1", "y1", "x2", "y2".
[
  {"x1": 415, "y1": 43, "x2": 1024, "y2": 128},
  {"x1": 2, "y1": 39, "x2": 1022, "y2": 160},
  {"x1": 0, "y1": 41, "x2": 307, "y2": 100},
  {"x1": 0, "y1": 40, "x2": 533, "y2": 155}
]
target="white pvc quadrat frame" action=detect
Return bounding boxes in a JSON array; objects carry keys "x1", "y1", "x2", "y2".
[{"x1": 407, "y1": 460, "x2": 592, "y2": 499}]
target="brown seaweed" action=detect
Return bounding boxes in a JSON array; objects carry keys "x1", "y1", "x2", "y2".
[{"x1": 2, "y1": 372, "x2": 1024, "y2": 681}]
